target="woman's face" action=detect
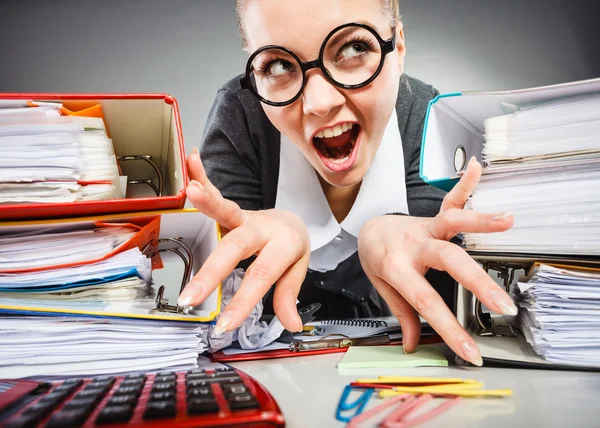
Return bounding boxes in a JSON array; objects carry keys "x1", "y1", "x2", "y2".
[{"x1": 243, "y1": 0, "x2": 405, "y2": 189}]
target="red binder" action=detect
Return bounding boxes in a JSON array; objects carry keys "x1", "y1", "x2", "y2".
[{"x1": 0, "y1": 93, "x2": 188, "y2": 220}]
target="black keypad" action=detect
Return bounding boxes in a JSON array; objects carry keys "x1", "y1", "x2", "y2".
[
  {"x1": 156, "y1": 371, "x2": 175, "y2": 377},
  {"x1": 124, "y1": 373, "x2": 146, "y2": 381},
  {"x1": 45, "y1": 408, "x2": 89, "y2": 428},
  {"x1": 152, "y1": 381, "x2": 176, "y2": 391},
  {"x1": 73, "y1": 389, "x2": 103, "y2": 402},
  {"x1": 223, "y1": 383, "x2": 247, "y2": 395},
  {"x1": 5, "y1": 413, "x2": 41, "y2": 428},
  {"x1": 120, "y1": 378, "x2": 145, "y2": 387},
  {"x1": 150, "y1": 390, "x2": 176, "y2": 401},
  {"x1": 155, "y1": 374, "x2": 176, "y2": 383},
  {"x1": 228, "y1": 393, "x2": 260, "y2": 410},
  {"x1": 187, "y1": 397, "x2": 219, "y2": 414},
  {"x1": 114, "y1": 384, "x2": 143, "y2": 396},
  {"x1": 92, "y1": 376, "x2": 116, "y2": 384},
  {"x1": 143, "y1": 400, "x2": 176, "y2": 419},
  {"x1": 108, "y1": 393, "x2": 139, "y2": 407},
  {"x1": 186, "y1": 379, "x2": 210, "y2": 388},
  {"x1": 187, "y1": 386, "x2": 213, "y2": 398},
  {"x1": 62, "y1": 397, "x2": 97, "y2": 413},
  {"x1": 96, "y1": 404, "x2": 134, "y2": 424},
  {"x1": 187, "y1": 368, "x2": 206, "y2": 375}
]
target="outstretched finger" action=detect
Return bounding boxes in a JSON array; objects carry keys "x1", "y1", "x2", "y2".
[
  {"x1": 428, "y1": 207, "x2": 514, "y2": 241},
  {"x1": 368, "y1": 273, "x2": 421, "y2": 353},
  {"x1": 186, "y1": 177, "x2": 246, "y2": 232},
  {"x1": 272, "y1": 252, "x2": 310, "y2": 332},
  {"x1": 422, "y1": 240, "x2": 518, "y2": 317},
  {"x1": 177, "y1": 225, "x2": 262, "y2": 307},
  {"x1": 440, "y1": 156, "x2": 482, "y2": 212},
  {"x1": 215, "y1": 240, "x2": 304, "y2": 333}
]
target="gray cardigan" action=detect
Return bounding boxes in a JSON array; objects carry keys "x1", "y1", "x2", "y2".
[{"x1": 200, "y1": 75, "x2": 456, "y2": 319}]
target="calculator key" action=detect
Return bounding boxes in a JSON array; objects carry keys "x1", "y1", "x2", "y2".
[
  {"x1": 186, "y1": 386, "x2": 213, "y2": 398},
  {"x1": 53, "y1": 383, "x2": 79, "y2": 395},
  {"x1": 114, "y1": 385, "x2": 143, "y2": 396},
  {"x1": 152, "y1": 381, "x2": 176, "y2": 391},
  {"x1": 62, "y1": 378, "x2": 83, "y2": 387},
  {"x1": 120, "y1": 378, "x2": 146, "y2": 387},
  {"x1": 154, "y1": 375, "x2": 176, "y2": 383},
  {"x1": 31, "y1": 383, "x2": 53, "y2": 395},
  {"x1": 187, "y1": 397, "x2": 219, "y2": 414},
  {"x1": 150, "y1": 390, "x2": 176, "y2": 401},
  {"x1": 186, "y1": 379, "x2": 210, "y2": 388},
  {"x1": 6, "y1": 413, "x2": 42, "y2": 428},
  {"x1": 215, "y1": 367, "x2": 234, "y2": 372},
  {"x1": 108, "y1": 393, "x2": 139, "y2": 406},
  {"x1": 143, "y1": 400, "x2": 176, "y2": 419},
  {"x1": 124, "y1": 373, "x2": 147, "y2": 381},
  {"x1": 23, "y1": 401, "x2": 54, "y2": 418},
  {"x1": 73, "y1": 389, "x2": 103, "y2": 402},
  {"x1": 40, "y1": 391, "x2": 71, "y2": 406},
  {"x1": 186, "y1": 373, "x2": 208, "y2": 381},
  {"x1": 92, "y1": 376, "x2": 116, "y2": 384},
  {"x1": 187, "y1": 368, "x2": 206, "y2": 375},
  {"x1": 96, "y1": 404, "x2": 134, "y2": 424},
  {"x1": 62, "y1": 397, "x2": 97, "y2": 413},
  {"x1": 45, "y1": 408, "x2": 89, "y2": 428},
  {"x1": 156, "y1": 371, "x2": 175, "y2": 377},
  {"x1": 223, "y1": 384, "x2": 248, "y2": 395},
  {"x1": 228, "y1": 393, "x2": 260, "y2": 410}
]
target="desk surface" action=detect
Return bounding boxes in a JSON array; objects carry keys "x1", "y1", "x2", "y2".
[{"x1": 231, "y1": 352, "x2": 600, "y2": 428}]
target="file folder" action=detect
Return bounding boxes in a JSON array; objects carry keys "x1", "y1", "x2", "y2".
[
  {"x1": 0, "y1": 93, "x2": 188, "y2": 220},
  {"x1": 0, "y1": 209, "x2": 222, "y2": 323},
  {"x1": 419, "y1": 77, "x2": 600, "y2": 191},
  {"x1": 420, "y1": 77, "x2": 600, "y2": 370}
]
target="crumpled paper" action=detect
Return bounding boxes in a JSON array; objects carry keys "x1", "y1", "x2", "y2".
[{"x1": 208, "y1": 268, "x2": 286, "y2": 352}]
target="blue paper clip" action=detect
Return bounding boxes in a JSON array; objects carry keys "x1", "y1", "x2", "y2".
[{"x1": 335, "y1": 384, "x2": 374, "y2": 423}]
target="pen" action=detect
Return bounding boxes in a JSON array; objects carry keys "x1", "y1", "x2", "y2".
[{"x1": 289, "y1": 335, "x2": 390, "y2": 352}]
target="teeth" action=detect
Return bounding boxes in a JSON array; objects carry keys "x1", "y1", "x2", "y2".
[{"x1": 315, "y1": 123, "x2": 354, "y2": 140}]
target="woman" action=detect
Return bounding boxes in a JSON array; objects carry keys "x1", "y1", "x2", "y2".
[{"x1": 178, "y1": 0, "x2": 517, "y2": 367}]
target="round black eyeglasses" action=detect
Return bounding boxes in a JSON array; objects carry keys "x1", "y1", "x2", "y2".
[{"x1": 240, "y1": 22, "x2": 397, "y2": 107}]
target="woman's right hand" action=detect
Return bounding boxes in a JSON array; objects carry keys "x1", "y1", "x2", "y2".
[{"x1": 177, "y1": 149, "x2": 310, "y2": 335}]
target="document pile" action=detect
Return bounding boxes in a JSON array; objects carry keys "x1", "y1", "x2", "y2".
[
  {"x1": 463, "y1": 93, "x2": 600, "y2": 254},
  {"x1": 0, "y1": 101, "x2": 122, "y2": 204},
  {"x1": 512, "y1": 263, "x2": 600, "y2": 368},
  {"x1": 0, "y1": 219, "x2": 208, "y2": 379}
]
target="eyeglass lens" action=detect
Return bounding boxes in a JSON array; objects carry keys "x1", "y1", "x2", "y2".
[{"x1": 248, "y1": 25, "x2": 384, "y2": 104}]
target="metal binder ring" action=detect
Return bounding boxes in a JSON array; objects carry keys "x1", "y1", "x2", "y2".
[
  {"x1": 454, "y1": 145, "x2": 467, "y2": 173},
  {"x1": 117, "y1": 154, "x2": 164, "y2": 196}
]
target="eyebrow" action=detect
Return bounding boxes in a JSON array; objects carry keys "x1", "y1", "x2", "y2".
[{"x1": 325, "y1": 21, "x2": 386, "y2": 50}]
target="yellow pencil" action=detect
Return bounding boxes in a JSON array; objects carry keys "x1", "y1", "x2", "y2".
[{"x1": 380, "y1": 388, "x2": 513, "y2": 398}]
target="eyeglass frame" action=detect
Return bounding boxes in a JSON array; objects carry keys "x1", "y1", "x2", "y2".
[{"x1": 239, "y1": 22, "x2": 397, "y2": 107}]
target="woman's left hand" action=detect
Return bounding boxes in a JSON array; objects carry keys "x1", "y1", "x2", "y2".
[{"x1": 357, "y1": 157, "x2": 516, "y2": 366}]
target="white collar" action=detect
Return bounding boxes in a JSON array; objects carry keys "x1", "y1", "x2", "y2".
[{"x1": 276, "y1": 109, "x2": 408, "y2": 252}]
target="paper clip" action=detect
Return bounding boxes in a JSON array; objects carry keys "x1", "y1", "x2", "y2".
[
  {"x1": 335, "y1": 384, "x2": 374, "y2": 423},
  {"x1": 347, "y1": 393, "x2": 462, "y2": 428}
]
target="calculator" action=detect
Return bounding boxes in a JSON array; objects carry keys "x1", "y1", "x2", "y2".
[{"x1": 0, "y1": 367, "x2": 285, "y2": 427}]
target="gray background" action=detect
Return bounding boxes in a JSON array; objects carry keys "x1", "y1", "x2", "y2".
[{"x1": 0, "y1": 0, "x2": 598, "y2": 152}]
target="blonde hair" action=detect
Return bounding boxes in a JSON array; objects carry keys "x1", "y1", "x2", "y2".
[{"x1": 236, "y1": 0, "x2": 400, "y2": 48}]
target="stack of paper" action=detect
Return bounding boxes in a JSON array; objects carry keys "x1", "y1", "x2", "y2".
[
  {"x1": 464, "y1": 93, "x2": 600, "y2": 254},
  {"x1": 0, "y1": 222, "x2": 209, "y2": 378},
  {"x1": 0, "y1": 316, "x2": 207, "y2": 379},
  {"x1": 0, "y1": 101, "x2": 122, "y2": 203},
  {"x1": 512, "y1": 264, "x2": 600, "y2": 368}
]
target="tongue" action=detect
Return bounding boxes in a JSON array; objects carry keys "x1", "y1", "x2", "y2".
[{"x1": 317, "y1": 129, "x2": 353, "y2": 148}]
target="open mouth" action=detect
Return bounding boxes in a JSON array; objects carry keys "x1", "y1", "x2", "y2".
[{"x1": 312, "y1": 123, "x2": 361, "y2": 172}]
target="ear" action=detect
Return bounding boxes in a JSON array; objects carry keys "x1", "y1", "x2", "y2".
[{"x1": 394, "y1": 22, "x2": 406, "y2": 70}]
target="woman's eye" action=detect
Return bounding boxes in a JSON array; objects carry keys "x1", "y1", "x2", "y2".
[
  {"x1": 338, "y1": 42, "x2": 370, "y2": 60},
  {"x1": 267, "y1": 60, "x2": 294, "y2": 76}
]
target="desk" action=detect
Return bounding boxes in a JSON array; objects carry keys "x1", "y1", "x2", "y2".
[{"x1": 231, "y1": 352, "x2": 600, "y2": 428}]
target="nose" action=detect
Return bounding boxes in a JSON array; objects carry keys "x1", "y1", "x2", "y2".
[{"x1": 302, "y1": 71, "x2": 345, "y2": 116}]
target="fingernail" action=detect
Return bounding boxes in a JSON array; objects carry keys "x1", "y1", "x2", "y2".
[
  {"x1": 192, "y1": 147, "x2": 199, "y2": 155},
  {"x1": 490, "y1": 288, "x2": 518, "y2": 316},
  {"x1": 190, "y1": 179, "x2": 205, "y2": 193},
  {"x1": 492, "y1": 212, "x2": 513, "y2": 221},
  {"x1": 468, "y1": 156, "x2": 477, "y2": 165},
  {"x1": 177, "y1": 294, "x2": 193, "y2": 306},
  {"x1": 461, "y1": 340, "x2": 483, "y2": 367},
  {"x1": 214, "y1": 312, "x2": 234, "y2": 335}
]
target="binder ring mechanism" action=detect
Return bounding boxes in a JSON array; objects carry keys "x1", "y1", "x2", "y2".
[
  {"x1": 475, "y1": 262, "x2": 518, "y2": 338},
  {"x1": 117, "y1": 154, "x2": 164, "y2": 197},
  {"x1": 144, "y1": 238, "x2": 194, "y2": 314}
]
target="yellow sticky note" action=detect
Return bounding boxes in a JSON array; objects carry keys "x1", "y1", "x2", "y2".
[{"x1": 337, "y1": 345, "x2": 448, "y2": 372}]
